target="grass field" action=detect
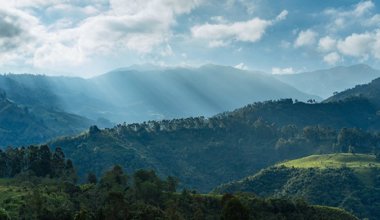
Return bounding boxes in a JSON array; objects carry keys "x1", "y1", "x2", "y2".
[{"x1": 277, "y1": 153, "x2": 380, "y2": 169}]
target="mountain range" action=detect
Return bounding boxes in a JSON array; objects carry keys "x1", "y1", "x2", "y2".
[
  {"x1": 0, "y1": 64, "x2": 321, "y2": 147},
  {"x1": 276, "y1": 64, "x2": 380, "y2": 98},
  {"x1": 2, "y1": 63, "x2": 380, "y2": 219}
]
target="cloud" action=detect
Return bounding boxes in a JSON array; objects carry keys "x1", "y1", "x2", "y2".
[
  {"x1": 192, "y1": 10, "x2": 287, "y2": 44},
  {"x1": 272, "y1": 67, "x2": 295, "y2": 75},
  {"x1": 353, "y1": 0, "x2": 374, "y2": 16},
  {"x1": 323, "y1": 52, "x2": 341, "y2": 65},
  {"x1": 208, "y1": 40, "x2": 229, "y2": 48},
  {"x1": 234, "y1": 62, "x2": 248, "y2": 70},
  {"x1": 0, "y1": 0, "x2": 202, "y2": 72},
  {"x1": 192, "y1": 18, "x2": 272, "y2": 43},
  {"x1": 316, "y1": 29, "x2": 380, "y2": 63},
  {"x1": 294, "y1": 29, "x2": 318, "y2": 48},
  {"x1": 324, "y1": 0, "x2": 377, "y2": 31},
  {"x1": 318, "y1": 36, "x2": 336, "y2": 52},
  {"x1": 275, "y1": 10, "x2": 288, "y2": 21},
  {"x1": 364, "y1": 14, "x2": 380, "y2": 26},
  {"x1": 336, "y1": 32, "x2": 374, "y2": 58}
]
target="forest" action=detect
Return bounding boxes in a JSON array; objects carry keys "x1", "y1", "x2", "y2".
[
  {"x1": 0, "y1": 145, "x2": 357, "y2": 220},
  {"x1": 49, "y1": 98, "x2": 380, "y2": 191},
  {"x1": 214, "y1": 154, "x2": 380, "y2": 219}
]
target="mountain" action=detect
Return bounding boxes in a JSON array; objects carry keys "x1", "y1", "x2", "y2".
[
  {"x1": 48, "y1": 98, "x2": 380, "y2": 192},
  {"x1": 275, "y1": 64, "x2": 380, "y2": 98},
  {"x1": 0, "y1": 65, "x2": 319, "y2": 125},
  {"x1": 89, "y1": 65, "x2": 320, "y2": 122},
  {"x1": 325, "y1": 76, "x2": 380, "y2": 107},
  {"x1": 213, "y1": 153, "x2": 380, "y2": 220},
  {"x1": 0, "y1": 89, "x2": 92, "y2": 147},
  {"x1": 0, "y1": 74, "x2": 114, "y2": 126}
]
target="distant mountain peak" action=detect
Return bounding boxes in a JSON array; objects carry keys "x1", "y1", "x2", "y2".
[{"x1": 276, "y1": 64, "x2": 380, "y2": 98}]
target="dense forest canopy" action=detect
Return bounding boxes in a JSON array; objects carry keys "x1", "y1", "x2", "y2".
[
  {"x1": 214, "y1": 153, "x2": 380, "y2": 220},
  {"x1": 0, "y1": 145, "x2": 357, "y2": 220},
  {"x1": 48, "y1": 98, "x2": 380, "y2": 192}
]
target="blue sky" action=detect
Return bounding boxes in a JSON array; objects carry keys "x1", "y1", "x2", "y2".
[{"x1": 0, "y1": 0, "x2": 379, "y2": 77}]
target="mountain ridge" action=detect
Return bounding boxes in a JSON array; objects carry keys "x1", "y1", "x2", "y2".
[{"x1": 276, "y1": 64, "x2": 380, "y2": 98}]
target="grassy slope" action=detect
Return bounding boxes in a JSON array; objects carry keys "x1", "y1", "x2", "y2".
[
  {"x1": 278, "y1": 153, "x2": 380, "y2": 169},
  {"x1": 214, "y1": 153, "x2": 380, "y2": 219},
  {"x1": 278, "y1": 153, "x2": 380, "y2": 186}
]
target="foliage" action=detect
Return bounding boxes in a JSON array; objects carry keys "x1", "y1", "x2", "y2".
[
  {"x1": 0, "y1": 90, "x2": 92, "y2": 148},
  {"x1": 214, "y1": 153, "x2": 380, "y2": 220},
  {"x1": 0, "y1": 145, "x2": 76, "y2": 181},
  {"x1": 48, "y1": 98, "x2": 380, "y2": 191},
  {"x1": 0, "y1": 165, "x2": 357, "y2": 220}
]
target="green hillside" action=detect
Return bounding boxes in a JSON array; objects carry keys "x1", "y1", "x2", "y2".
[
  {"x1": 214, "y1": 153, "x2": 380, "y2": 220},
  {"x1": 0, "y1": 146, "x2": 357, "y2": 220},
  {"x1": 0, "y1": 91, "x2": 92, "y2": 147},
  {"x1": 48, "y1": 98, "x2": 380, "y2": 192},
  {"x1": 325, "y1": 77, "x2": 380, "y2": 107},
  {"x1": 278, "y1": 153, "x2": 380, "y2": 169}
]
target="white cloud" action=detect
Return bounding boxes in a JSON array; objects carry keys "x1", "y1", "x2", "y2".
[
  {"x1": 324, "y1": 0, "x2": 377, "y2": 31},
  {"x1": 210, "y1": 16, "x2": 227, "y2": 24},
  {"x1": 275, "y1": 10, "x2": 288, "y2": 21},
  {"x1": 0, "y1": 0, "x2": 202, "y2": 73},
  {"x1": 323, "y1": 52, "x2": 341, "y2": 65},
  {"x1": 234, "y1": 62, "x2": 248, "y2": 70},
  {"x1": 272, "y1": 67, "x2": 295, "y2": 75},
  {"x1": 336, "y1": 32, "x2": 373, "y2": 58},
  {"x1": 353, "y1": 0, "x2": 374, "y2": 17},
  {"x1": 208, "y1": 40, "x2": 229, "y2": 48},
  {"x1": 294, "y1": 29, "x2": 318, "y2": 48},
  {"x1": 364, "y1": 14, "x2": 380, "y2": 26},
  {"x1": 192, "y1": 10, "x2": 287, "y2": 44},
  {"x1": 315, "y1": 29, "x2": 380, "y2": 63},
  {"x1": 318, "y1": 36, "x2": 336, "y2": 52},
  {"x1": 192, "y1": 18, "x2": 271, "y2": 43}
]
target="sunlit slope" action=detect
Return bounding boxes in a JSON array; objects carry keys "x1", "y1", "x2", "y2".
[
  {"x1": 0, "y1": 65, "x2": 319, "y2": 124},
  {"x1": 91, "y1": 65, "x2": 320, "y2": 122},
  {"x1": 278, "y1": 153, "x2": 380, "y2": 169},
  {"x1": 214, "y1": 153, "x2": 380, "y2": 220}
]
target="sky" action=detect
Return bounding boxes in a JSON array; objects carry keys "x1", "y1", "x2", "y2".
[{"x1": 0, "y1": 0, "x2": 380, "y2": 77}]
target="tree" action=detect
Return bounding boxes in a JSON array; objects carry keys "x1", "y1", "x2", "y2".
[
  {"x1": 375, "y1": 152, "x2": 380, "y2": 161},
  {"x1": 87, "y1": 172, "x2": 97, "y2": 184},
  {"x1": 99, "y1": 165, "x2": 128, "y2": 191},
  {"x1": 31, "y1": 145, "x2": 52, "y2": 177},
  {"x1": 166, "y1": 176, "x2": 178, "y2": 193},
  {"x1": 51, "y1": 147, "x2": 65, "y2": 178},
  {"x1": 65, "y1": 159, "x2": 78, "y2": 183},
  {"x1": 222, "y1": 197, "x2": 249, "y2": 220},
  {"x1": 0, "y1": 208, "x2": 10, "y2": 220}
]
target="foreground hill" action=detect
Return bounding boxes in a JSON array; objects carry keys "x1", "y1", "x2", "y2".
[
  {"x1": 276, "y1": 64, "x2": 380, "y2": 98},
  {"x1": 49, "y1": 98, "x2": 380, "y2": 192},
  {"x1": 0, "y1": 91, "x2": 91, "y2": 147},
  {"x1": 0, "y1": 145, "x2": 357, "y2": 220},
  {"x1": 214, "y1": 153, "x2": 380, "y2": 220}
]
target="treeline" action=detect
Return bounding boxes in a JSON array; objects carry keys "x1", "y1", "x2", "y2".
[
  {"x1": 0, "y1": 146, "x2": 356, "y2": 220},
  {"x1": 0, "y1": 145, "x2": 76, "y2": 180},
  {"x1": 49, "y1": 98, "x2": 380, "y2": 191}
]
